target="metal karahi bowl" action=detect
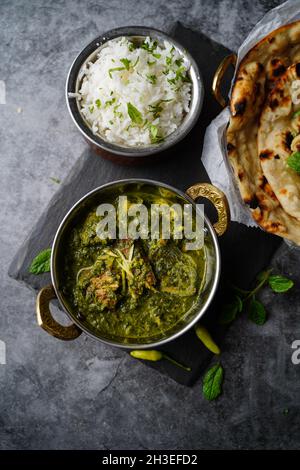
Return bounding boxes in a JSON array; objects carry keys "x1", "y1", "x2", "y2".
[
  {"x1": 36, "y1": 179, "x2": 230, "y2": 349},
  {"x1": 66, "y1": 26, "x2": 204, "y2": 164}
]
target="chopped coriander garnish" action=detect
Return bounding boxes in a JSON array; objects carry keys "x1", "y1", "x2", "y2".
[
  {"x1": 146, "y1": 74, "x2": 157, "y2": 85},
  {"x1": 147, "y1": 60, "x2": 156, "y2": 66},
  {"x1": 167, "y1": 77, "x2": 176, "y2": 86},
  {"x1": 113, "y1": 104, "x2": 123, "y2": 119},
  {"x1": 89, "y1": 105, "x2": 94, "y2": 113},
  {"x1": 148, "y1": 99, "x2": 172, "y2": 118},
  {"x1": 176, "y1": 66, "x2": 189, "y2": 81},
  {"x1": 150, "y1": 124, "x2": 158, "y2": 140},
  {"x1": 127, "y1": 102, "x2": 143, "y2": 125},
  {"x1": 166, "y1": 56, "x2": 172, "y2": 66},
  {"x1": 141, "y1": 40, "x2": 161, "y2": 59},
  {"x1": 128, "y1": 41, "x2": 136, "y2": 52},
  {"x1": 141, "y1": 39, "x2": 157, "y2": 52},
  {"x1": 105, "y1": 97, "x2": 116, "y2": 108},
  {"x1": 109, "y1": 120, "x2": 114, "y2": 125},
  {"x1": 149, "y1": 102, "x2": 163, "y2": 118},
  {"x1": 132, "y1": 56, "x2": 139, "y2": 68},
  {"x1": 95, "y1": 99, "x2": 101, "y2": 109},
  {"x1": 108, "y1": 67, "x2": 125, "y2": 78},
  {"x1": 120, "y1": 58, "x2": 131, "y2": 70},
  {"x1": 175, "y1": 58, "x2": 183, "y2": 67}
]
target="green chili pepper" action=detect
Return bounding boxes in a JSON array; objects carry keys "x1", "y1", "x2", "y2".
[
  {"x1": 130, "y1": 350, "x2": 162, "y2": 361},
  {"x1": 194, "y1": 324, "x2": 221, "y2": 355},
  {"x1": 130, "y1": 350, "x2": 191, "y2": 372}
]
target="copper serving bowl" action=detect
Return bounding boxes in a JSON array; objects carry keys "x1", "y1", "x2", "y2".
[
  {"x1": 66, "y1": 26, "x2": 204, "y2": 165},
  {"x1": 36, "y1": 179, "x2": 230, "y2": 348}
]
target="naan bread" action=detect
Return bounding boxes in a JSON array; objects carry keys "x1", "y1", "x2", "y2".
[
  {"x1": 258, "y1": 64, "x2": 300, "y2": 220},
  {"x1": 226, "y1": 21, "x2": 300, "y2": 245}
]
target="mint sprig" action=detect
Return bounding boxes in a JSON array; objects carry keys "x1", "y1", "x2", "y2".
[{"x1": 220, "y1": 269, "x2": 293, "y2": 326}]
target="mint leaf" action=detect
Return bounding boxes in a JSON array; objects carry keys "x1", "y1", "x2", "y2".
[
  {"x1": 127, "y1": 102, "x2": 143, "y2": 125},
  {"x1": 202, "y1": 363, "x2": 224, "y2": 401},
  {"x1": 219, "y1": 297, "x2": 240, "y2": 325},
  {"x1": 29, "y1": 248, "x2": 51, "y2": 274},
  {"x1": 146, "y1": 74, "x2": 157, "y2": 85},
  {"x1": 287, "y1": 152, "x2": 300, "y2": 173},
  {"x1": 269, "y1": 275, "x2": 294, "y2": 293},
  {"x1": 248, "y1": 299, "x2": 267, "y2": 325}
]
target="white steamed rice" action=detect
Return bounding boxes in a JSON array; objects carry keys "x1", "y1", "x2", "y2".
[{"x1": 75, "y1": 36, "x2": 191, "y2": 147}]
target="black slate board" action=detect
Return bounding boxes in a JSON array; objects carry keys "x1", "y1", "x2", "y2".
[{"x1": 8, "y1": 22, "x2": 281, "y2": 386}]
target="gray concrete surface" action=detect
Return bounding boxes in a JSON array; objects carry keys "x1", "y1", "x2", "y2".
[{"x1": 1, "y1": 0, "x2": 300, "y2": 450}]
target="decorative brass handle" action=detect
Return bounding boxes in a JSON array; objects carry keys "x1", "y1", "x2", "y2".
[
  {"x1": 186, "y1": 183, "x2": 230, "y2": 236},
  {"x1": 212, "y1": 53, "x2": 237, "y2": 108},
  {"x1": 36, "y1": 285, "x2": 82, "y2": 340}
]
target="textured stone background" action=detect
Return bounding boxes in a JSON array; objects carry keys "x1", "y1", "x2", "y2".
[{"x1": 1, "y1": 0, "x2": 300, "y2": 450}]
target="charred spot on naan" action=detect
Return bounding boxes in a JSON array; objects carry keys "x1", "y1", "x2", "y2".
[
  {"x1": 259, "y1": 150, "x2": 274, "y2": 160},
  {"x1": 267, "y1": 58, "x2": 287, "y2": 88},
  {"x1": 234, "y1": 99, "x2": 247, "y2": 116},
  {"x1": 230, "y1": 61, "x2": 266, "y2": 127},
  {"x1": 226, "y1": 142, "x2": 236, "y2": 154},
  {"x1": 238, "y1": 170, "x2": 244, "y2": 181},
  {"x1": 285, "y1": 130, "x2": 294, "y2": 150},
  {"x1": 251, "y1": 198, "x2": 286, "y2": 233},
  {"x1": 246, "y1": 195, "x2": 259, "y2": 209}
]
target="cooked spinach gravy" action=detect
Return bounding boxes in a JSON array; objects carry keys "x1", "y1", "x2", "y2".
[{"x1": 62, "y1": 189, "x2": 207, "y2": 340}]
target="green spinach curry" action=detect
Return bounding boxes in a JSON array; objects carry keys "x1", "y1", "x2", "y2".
[{"x1": 62, "y1": 188, "x2": 207, "y2": 340}]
